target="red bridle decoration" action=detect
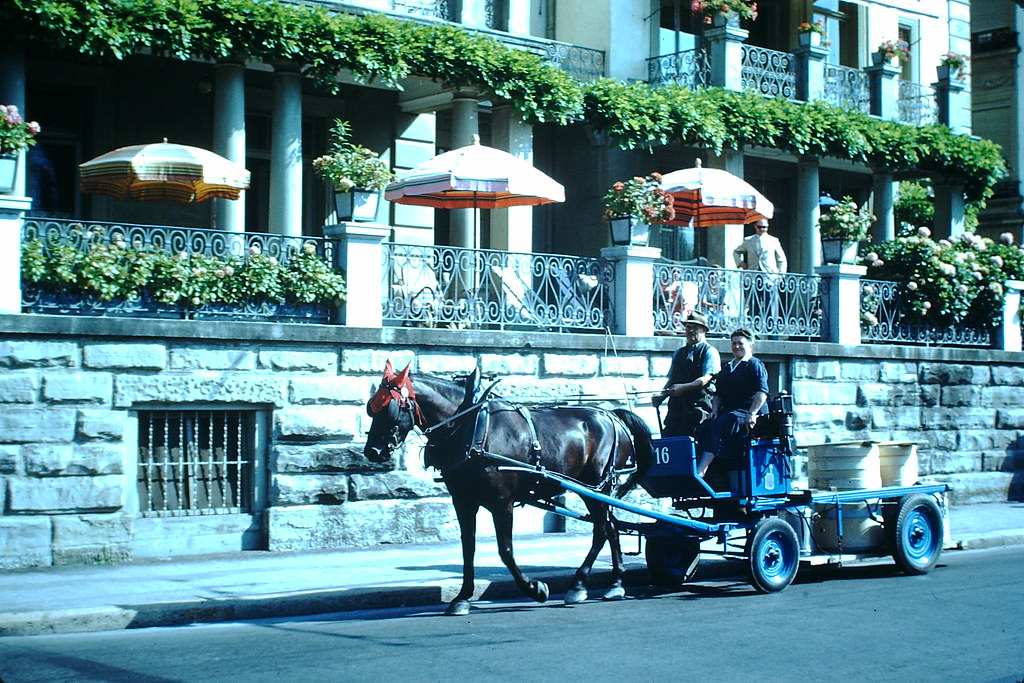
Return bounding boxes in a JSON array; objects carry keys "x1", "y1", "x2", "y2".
[{"x1": 368, "y1": 360, "x2": 423, "y2": 425}]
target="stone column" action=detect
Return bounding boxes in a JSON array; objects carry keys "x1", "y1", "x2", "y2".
[
  {"x1": 796, "y1": 157, "x2": 820, "y2": 274},
  {"x1": 705, "y1": 15, "x2": 747, "y2": 91},
  {"x1": 866, "y1": 58, "x2": 900, "y2": 121},
  {"x1": 871, "y1": 170, "x2": 895, "y2": 243},
  {"x1": 269, "y1": 64, "x2": 303, "y2": 237},
  {"x1": 934, "y1": 69, "x2": 969, "y2": 134},
  {"x1": 933, "y1": 181, "x2": 966, "y2": 240},
  {"x1": 0, "y1": 37, "x2": 28, "y2": 197},
  {"x1": 450, "y1": 95, "x2": 479, "y2": 249},
  {"x1": 323, "y1": 222, "x2": 390, "y2": 327},
  {"x1": 815, "y1": 263, "x2": 866, "y2": 346},
  {"x1": 0, "y1": 196, "x2": 30, "y2": 313},
  {"x1": 213, "y1": 61, "x2": 246, "y2": 233},
  {"x1": 706, "y1": 152, "x2": 745, "y2": 269},
  {"x1": 599, "y1": 244, "x2": 661, "y2": 337},
  {"x1": 793, "y1": 42, "x2": 828, "y2": 102},
  {"x1": 996, "y1": 280, "x2": 1024, "y2": 352},
  {"x1": 489, "y1": 105, "x2": 533, "y2": 255}
]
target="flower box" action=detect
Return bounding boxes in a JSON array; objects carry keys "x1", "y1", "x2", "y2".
[
  {"x1": 335, "y1": 189, "x2": 381, "y2": 222},
  {"x1": 0, "y1": 153, "x2": 16, "y2": 194}
]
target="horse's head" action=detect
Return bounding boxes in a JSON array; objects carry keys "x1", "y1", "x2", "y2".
[{"x1": 364, "y1": 360, "x2": 420, "y2": 463}]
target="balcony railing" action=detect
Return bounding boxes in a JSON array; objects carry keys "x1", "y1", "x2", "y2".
[
  {"x1": 741, "y1": 45, "x2": 796, "y2": 99},
  {"x1": 823, "y1": 63, "x2": 870, "y2": 113},
  {"x1": 897, "y1": 80, "x2": 939, "y2": 126},
  {"x1": 653, "y1": 262, "x2": 823, "y2": 340},
  {"x1": 860, "y1": 279, "x2": 991, "y2": 347},
  {"x1": 646, "y1": 49, "x2": 710, "y2": 89},
  {"x1": 383, "y1": 243, "x2": 614, "y2": 331}
]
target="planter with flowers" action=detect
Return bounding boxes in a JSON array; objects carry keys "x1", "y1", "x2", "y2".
[
  {"x1": 818, "y1": 195, "x2": 874, "y2": 264},
  {"x1": 797, "y1": 20, "x2": 829, "y2": 48},
  {"x1": 690, "y1": 0, "x2": 758, "y2": 26},
  {"x1": 602, "y1": 173, "x2": 675, "y2": 246},
  {"x1": 937, "y1": 52, "x2": 969, "y2": 81},
  {"x1": 312, "y1": 119, "x2": 395, "y2": 222},
  {"x1": 874, "y1": 39, "x2": 911, "y2": 67},
  {"x1": 0, "y1": 104, "x2": 41, "y2": 194}
]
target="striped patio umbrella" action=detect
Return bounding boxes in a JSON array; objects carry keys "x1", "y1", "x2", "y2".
[
  {"x1": 658, "y1": 161, "x2": 774, "y2": 227},
  {"x1": 385, "y1": 136, "x2": 564, "y2": 209},
  {"x1": 79, "y1": 139, "x2": 250, "y2": 203}
]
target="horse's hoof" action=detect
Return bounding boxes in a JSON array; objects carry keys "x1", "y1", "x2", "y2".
[
  {"x1": 531, "y1": 580, "x2": 550, "y2": 603},
  {"x1": 602, "y1": 585, "x2": 626, "y2": 601},
  {"x1": 445, "y1": 600, "x2": 471, "y2": 616},
  {"x1": 564, "y1": 586, "x2": 588, "y2": 605}
]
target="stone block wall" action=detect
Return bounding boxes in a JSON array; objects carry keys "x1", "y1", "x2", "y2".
[{"x1": 0, "y1": 314, "x2": 1022, "y2": 570}]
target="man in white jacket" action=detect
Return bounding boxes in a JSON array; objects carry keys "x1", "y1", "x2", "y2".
[
  {"x1": 733, "y1": 219, "x2": 787, "y2": 273},
  {"x1": 733, "y1": 219, "x2": 788, "y2": 327}
]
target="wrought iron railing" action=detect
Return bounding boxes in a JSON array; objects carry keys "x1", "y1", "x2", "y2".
[
  {"x1": 653, "y1": 262, "x2": 822, "y2": 339},
  {"x1": 897, "y1": 80, "x2": 939, "y2": 126},
  {"x1": 646, "y1": 49, "x2": 710, "y2": 89},
  {"x1": 383, "y1": 243, "x2": 613, "y2": 331},
  {"x1": 823, "y1": 63, "x2": 870, "y2": 113},
  {"x1": 20, "y1": 218, "x2": 333, "y2": 322},
  {"x1": 860, "y1": 279, "x2": 991, "y2": 347},
  {"x1": 741, "y1": 45, "x2": 796, "y2": 99}
]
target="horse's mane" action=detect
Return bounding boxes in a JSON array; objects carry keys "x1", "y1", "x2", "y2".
[{"x1": 414, "y1": 372, "x2": 472, "y2": 406}]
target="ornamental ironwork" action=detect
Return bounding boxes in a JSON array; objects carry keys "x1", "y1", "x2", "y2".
[
  {"x1": 383, "y1": 243, "x2": 614, "y2": 331},
  {"x1": 860, "y1": 279, "x2": 991, "y2": 347},
  {"x1": 647, "y1": 49, "x2": 710, "y2": 89},
  {"x1": 542, "y1": 42, "x2": 606, "y2": 81},
  {"x1": 823, "y1": 64, "x2": 870, "y2": 114},
  {"x1": 741, "y1": 45, "x2": 796, "y2": 99},
  {"x1": 653, "y1": 262, "x2": 823, "y2": 340},
  {"x1": 897, "y1": 80, "x2": 939, "y2": 126}
]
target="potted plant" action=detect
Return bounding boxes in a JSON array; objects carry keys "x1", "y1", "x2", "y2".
[
  {"x1": 797, "y1": 20, "x2": 829, "y2": 48},
  {"x1": 937, "y1": 52, "x2": 969, "y2": 80},
  {"x1": 0, "y1": 104, "x2": 41, "y2": 194},
  {"x1": 312, "y1": 119, "x2": 395, "y2": 222},
  {"x1": 874, "y1": 39, "x2": 911, "y2": 67},
  {"x1": 818, "y1": 196, "x2": 874, "y2": 264},
  {"x1": 602, "y1": 173, "x2": 676, "y2": 246},
  {"x1": 689, "y1": 0, "x2": 758, "y2": 26}
]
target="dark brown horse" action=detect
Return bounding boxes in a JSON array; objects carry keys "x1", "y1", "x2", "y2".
[{"x1": 363, "y1": 361, "x2": 654, "y2": 615}]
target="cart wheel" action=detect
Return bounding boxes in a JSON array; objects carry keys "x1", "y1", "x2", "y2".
[
  {"x1": 746, "y1": 517, "x2": 799, "y2": 593},
  {"x1": 888, "y1": 493, "x2": 943, "y2": 575},
  {"x1": 645, "y1": 535, "x2": 701, "y2": 587}
]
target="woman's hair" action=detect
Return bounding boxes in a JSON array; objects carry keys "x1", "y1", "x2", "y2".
[{"x1": 730, "y1": 327, "x2": 755, "y2": 342}]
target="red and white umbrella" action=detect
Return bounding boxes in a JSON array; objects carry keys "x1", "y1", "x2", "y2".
[
  {"x1": 79, "y1": 139, "x2": 250, "y2": 203},
  {"x1": 659, "y1": 161, "x2": 773, "y2": 227},
  {"x1": 385, "y1": 137, "x2": 564, "y2": 209}
]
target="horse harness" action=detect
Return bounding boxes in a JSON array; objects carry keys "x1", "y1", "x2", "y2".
[{"x1": 423, "y1": 397, "x2": 630, "y2": 496}]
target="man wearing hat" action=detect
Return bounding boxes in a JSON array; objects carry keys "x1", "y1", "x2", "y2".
[{"x1": 652, "y1": 310, "x2": 721, "y2": 437}]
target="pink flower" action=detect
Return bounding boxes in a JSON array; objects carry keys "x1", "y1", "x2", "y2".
[
  {"x1": 999, "y1": 232, "x2": 1014, "y2": 245},
  {"x1": 906, "y1": 281, "x2": 918, "y2": 291},
  {"x1": 223, "y1": 265, "x2": 234, "y2": 276},
  {"x1": 916, "y1": 226, "x2": 931, "y2": 238}
]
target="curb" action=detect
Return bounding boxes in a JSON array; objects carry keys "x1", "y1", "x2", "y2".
[{"x1": 0, "y1": 532, "x2": 1020, "y2": 638}]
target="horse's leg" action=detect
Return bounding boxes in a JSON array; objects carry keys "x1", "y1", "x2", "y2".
[
  {"x1": 565, "y1": 499, "x2": 611, "y2": 605},
  {"x1": 600, "y1": 510, "x2": 627, "y2": 601},
  {"x1": 492, "y1": 506, "x2": 549, "y2": 604},
  {"x1": 446, "y1": 498, "x2": 479, "y2": 616}
]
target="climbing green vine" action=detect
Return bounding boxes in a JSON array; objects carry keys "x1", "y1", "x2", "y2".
[{"x1": 3, "y1": 0, "x2": 1007, "y2": 201}]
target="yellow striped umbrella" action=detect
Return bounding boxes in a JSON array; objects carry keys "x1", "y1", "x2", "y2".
[
  {"x1": 79, "y1": 139, "x2": 250, "y2": 203},
  {"x1": 658, "y1": 161, "x2": 774, "y2": 227}
]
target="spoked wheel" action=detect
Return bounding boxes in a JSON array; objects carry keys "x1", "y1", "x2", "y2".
[
  {"x1": 645, "y1": 535, "x2": 701, "y2": 587},
  {"x1": 746, "y1": 517, "x2": 799, "y2": 593},
  {"x1": 887, "y1": 493, "x2": 943, "y2": 574}
]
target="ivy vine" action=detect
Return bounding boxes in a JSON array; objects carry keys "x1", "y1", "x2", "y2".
[{"x1": 4, "y1": 0, "x2": 1007, "y2": 201}]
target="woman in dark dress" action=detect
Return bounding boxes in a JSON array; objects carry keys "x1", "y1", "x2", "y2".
[{"x1": 695, "y1": 328, "x2": 768, "y2": 478}]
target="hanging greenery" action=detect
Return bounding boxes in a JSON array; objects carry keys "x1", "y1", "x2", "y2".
[{"x1": 3, "y1": 0, "x2": 1007, "y2": 202}]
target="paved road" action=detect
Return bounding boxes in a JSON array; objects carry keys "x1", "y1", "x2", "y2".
[{"x1": 1, "y1": 546, "x2": 1022, "y2": 683}]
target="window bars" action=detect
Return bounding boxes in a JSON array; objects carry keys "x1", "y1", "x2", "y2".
[{"x1": 137, "y1": 409, "x2": 258, "y2": 516}]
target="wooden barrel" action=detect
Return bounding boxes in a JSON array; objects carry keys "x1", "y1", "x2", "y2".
[
  {"x1": 878, "y1": 442, "x2": 919, "y2": 487},
  {"x1": 806, "y1": 441, "x2": 882, "y2": 491}
]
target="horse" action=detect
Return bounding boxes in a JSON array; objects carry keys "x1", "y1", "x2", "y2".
[{"x1": 363, "y1": 360, "x2": 655, "y2": 616}]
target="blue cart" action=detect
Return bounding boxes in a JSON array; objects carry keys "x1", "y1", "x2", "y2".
[{"x1": 514, "y1": 394, "x2": 950, "y2": 594}]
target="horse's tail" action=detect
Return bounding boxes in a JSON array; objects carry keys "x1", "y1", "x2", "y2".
[{"x1": 611, "y1": 408, "x2": 654, "y2": 499}]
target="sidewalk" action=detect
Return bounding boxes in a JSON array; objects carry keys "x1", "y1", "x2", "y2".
[{"x1": 1, "y1": 501, "x2": 1022, "y2": 637}]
